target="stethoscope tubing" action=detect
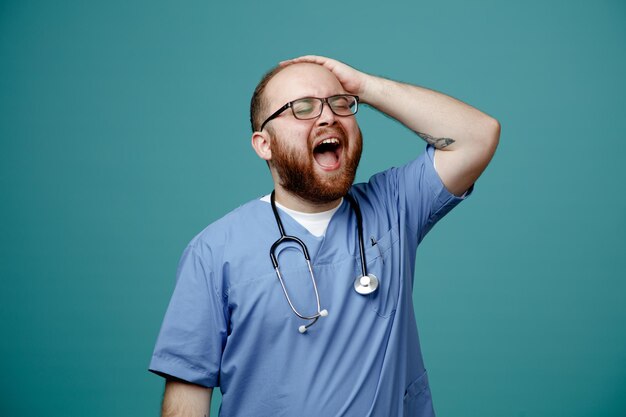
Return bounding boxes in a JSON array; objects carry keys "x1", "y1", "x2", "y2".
[
  {"x1": 345, "y1": 193, "x2": 368, "y2": 279},
  {"x1": 270, "y1": 192, "x2": 324, "y2": 322},
  {"x1": 269, "y1": 190, "x2": 374, "y2": 332},
  {"x1": 273, "y1": 257, "x2": 322, "y2": 321}
]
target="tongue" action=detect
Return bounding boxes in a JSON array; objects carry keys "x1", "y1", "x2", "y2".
[{"x1": 314, "y1": 150, "x2": 339, "y2": 168}]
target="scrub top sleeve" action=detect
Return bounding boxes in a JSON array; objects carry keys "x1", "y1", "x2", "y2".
[
  {"x1": 149, "y1": 244, "x2": 227, "y2": 388},
  {"x1": 399, "y1": 145, "x2": 472, "y2": 244}
]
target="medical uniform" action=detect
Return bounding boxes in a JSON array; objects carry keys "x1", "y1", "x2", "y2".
[{"x1": 150, "y1": 145, "x2": 469, "y2": 417}]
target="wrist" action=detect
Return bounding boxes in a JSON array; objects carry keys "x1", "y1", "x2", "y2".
[{"x1": 358, "y1": 74, "x2": 385, "y2": 106}]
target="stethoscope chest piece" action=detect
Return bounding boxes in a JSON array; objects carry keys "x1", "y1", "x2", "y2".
[{"x1": 354, "y1": 274, "x2": 379, "y2": 295}]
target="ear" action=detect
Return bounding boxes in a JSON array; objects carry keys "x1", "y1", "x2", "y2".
[{"x1": 251, "y1": 131, "x2": 272, "y2": 161}]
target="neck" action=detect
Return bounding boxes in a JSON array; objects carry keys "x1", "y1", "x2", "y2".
[{"x1": 273, "y1": 186, "x2": 343, "y2": 213}]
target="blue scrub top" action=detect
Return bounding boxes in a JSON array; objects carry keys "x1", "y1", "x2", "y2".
[{"x1": 150, "y1": 146, "x2": 469, "y2": 417}]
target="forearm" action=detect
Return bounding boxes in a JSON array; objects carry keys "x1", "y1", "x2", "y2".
[
  {"x1": 161, "y1": 379, "x2": 212, "y2": 417},
  {"x1": 360, "y1": 75, "x2": 499, "y2": 151},
  {"x1": 360, "y1": 74, "x2": 500, "y2": 195}
]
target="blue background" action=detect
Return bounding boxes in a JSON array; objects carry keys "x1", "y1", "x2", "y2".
[{"x1": 1, "y1": 1, "x2": 625, "y2": 416}]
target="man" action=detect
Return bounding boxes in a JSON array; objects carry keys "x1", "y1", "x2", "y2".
[{"x1": 150, "y1": 55, "x2": 500, "y2": 416}]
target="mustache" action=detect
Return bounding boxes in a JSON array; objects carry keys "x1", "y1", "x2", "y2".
[{"x1": 311, "y1": 126, "x2": 348, "y2": 145}]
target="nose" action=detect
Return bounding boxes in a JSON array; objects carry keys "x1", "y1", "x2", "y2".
[{"x1": 316, "y1": 100, "x2": 337, "y2": 127}]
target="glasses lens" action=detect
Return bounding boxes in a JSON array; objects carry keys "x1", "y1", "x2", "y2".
[
  {"x1": 291, "y1": 98, "x2": 321, "y2": 120},
  {"x1": 329, "y1": 95, "x2": 357, "y2": 116}
]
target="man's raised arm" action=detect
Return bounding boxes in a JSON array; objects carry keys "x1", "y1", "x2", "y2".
[{"x1": 281, "y1": 55, "x2": 501, "y2": 196}]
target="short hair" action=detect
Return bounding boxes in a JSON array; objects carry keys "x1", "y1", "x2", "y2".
[{"x1": 249, "y1": 64, "x2": 286, "y2": 133}]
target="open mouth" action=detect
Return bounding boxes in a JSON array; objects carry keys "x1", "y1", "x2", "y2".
[{"x1": 313, "y1": 138, "x2": 342, "y2": 170}]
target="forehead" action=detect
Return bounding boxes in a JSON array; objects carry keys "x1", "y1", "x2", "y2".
[{"x1": 265, "y1": 63, "x2": 345, "y2": 108}]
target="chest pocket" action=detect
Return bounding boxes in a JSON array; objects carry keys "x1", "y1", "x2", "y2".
[{"x1": 356, "y1": 226, "x2": 400, "y2": 318}]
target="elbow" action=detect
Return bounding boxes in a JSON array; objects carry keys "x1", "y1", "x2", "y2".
[
  {"x1": 492, "y1": 117, "x2": 501, "y2": 139},
  {"x1": 482, "y1": 116, "x2": 501, "y2": 155}
]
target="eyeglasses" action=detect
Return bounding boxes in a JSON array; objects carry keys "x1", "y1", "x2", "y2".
[{"x1": 259, "y1": 94, "x2": 359, "y2": 131}]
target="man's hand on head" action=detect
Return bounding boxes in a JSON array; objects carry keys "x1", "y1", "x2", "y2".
[
  {"x1": 281, "y1": 54, "x2": 500, "y2": 198},
  {"x1": 280, "y1": 55, "x2": 372, "y2": 102}
]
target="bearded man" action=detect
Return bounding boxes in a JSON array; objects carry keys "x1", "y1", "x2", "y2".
[{"x1": 150, "y1": 55, "x2": 500, "y2": 417}]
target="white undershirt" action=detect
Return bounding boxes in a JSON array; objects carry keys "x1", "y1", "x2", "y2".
[{"x1": 260, "y1": 195, "x2": 342, "y2": 237}]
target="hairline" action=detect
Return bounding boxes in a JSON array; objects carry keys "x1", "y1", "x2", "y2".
[{"x1": 250, "y1": 64, "x2": 289, "y2": 133}]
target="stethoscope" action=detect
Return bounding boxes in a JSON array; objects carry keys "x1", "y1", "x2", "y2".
[{"x1": 269, "y1": 190, "x2": 379, "y2": 333}]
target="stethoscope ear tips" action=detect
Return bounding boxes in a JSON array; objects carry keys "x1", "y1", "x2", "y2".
[{"x1": 298, "y1": 309, "x2": 328, "y2": 333}]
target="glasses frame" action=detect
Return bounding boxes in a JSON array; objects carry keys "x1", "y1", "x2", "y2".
[{"x1": 259, "y1": 94, "x2": 359, "y2": 131}]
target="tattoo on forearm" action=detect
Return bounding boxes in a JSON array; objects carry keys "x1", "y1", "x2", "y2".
[{"x1": 414, "y1": 131, "x2": 455, "y2": 149}]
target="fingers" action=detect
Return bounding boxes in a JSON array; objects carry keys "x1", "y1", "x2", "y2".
[
  {"x1": 279, "y1": 55, "x2": 335, "y2": 67},
  {"x1": 278, "y1": 55, "x2": 366, "y2": 97}
]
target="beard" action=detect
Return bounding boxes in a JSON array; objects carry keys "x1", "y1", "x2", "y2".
[{"x1": 269, "y1": 127, "x2": 363, "y2": 204}]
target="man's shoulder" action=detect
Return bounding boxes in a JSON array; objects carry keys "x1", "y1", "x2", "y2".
[{"x1": 187, "y1": 196, "x2": 271, "y2": 248}]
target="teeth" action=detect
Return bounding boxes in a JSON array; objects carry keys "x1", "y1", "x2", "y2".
[{"x1": 320, "y1": 138, "x2": 339, "y2": 145}]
